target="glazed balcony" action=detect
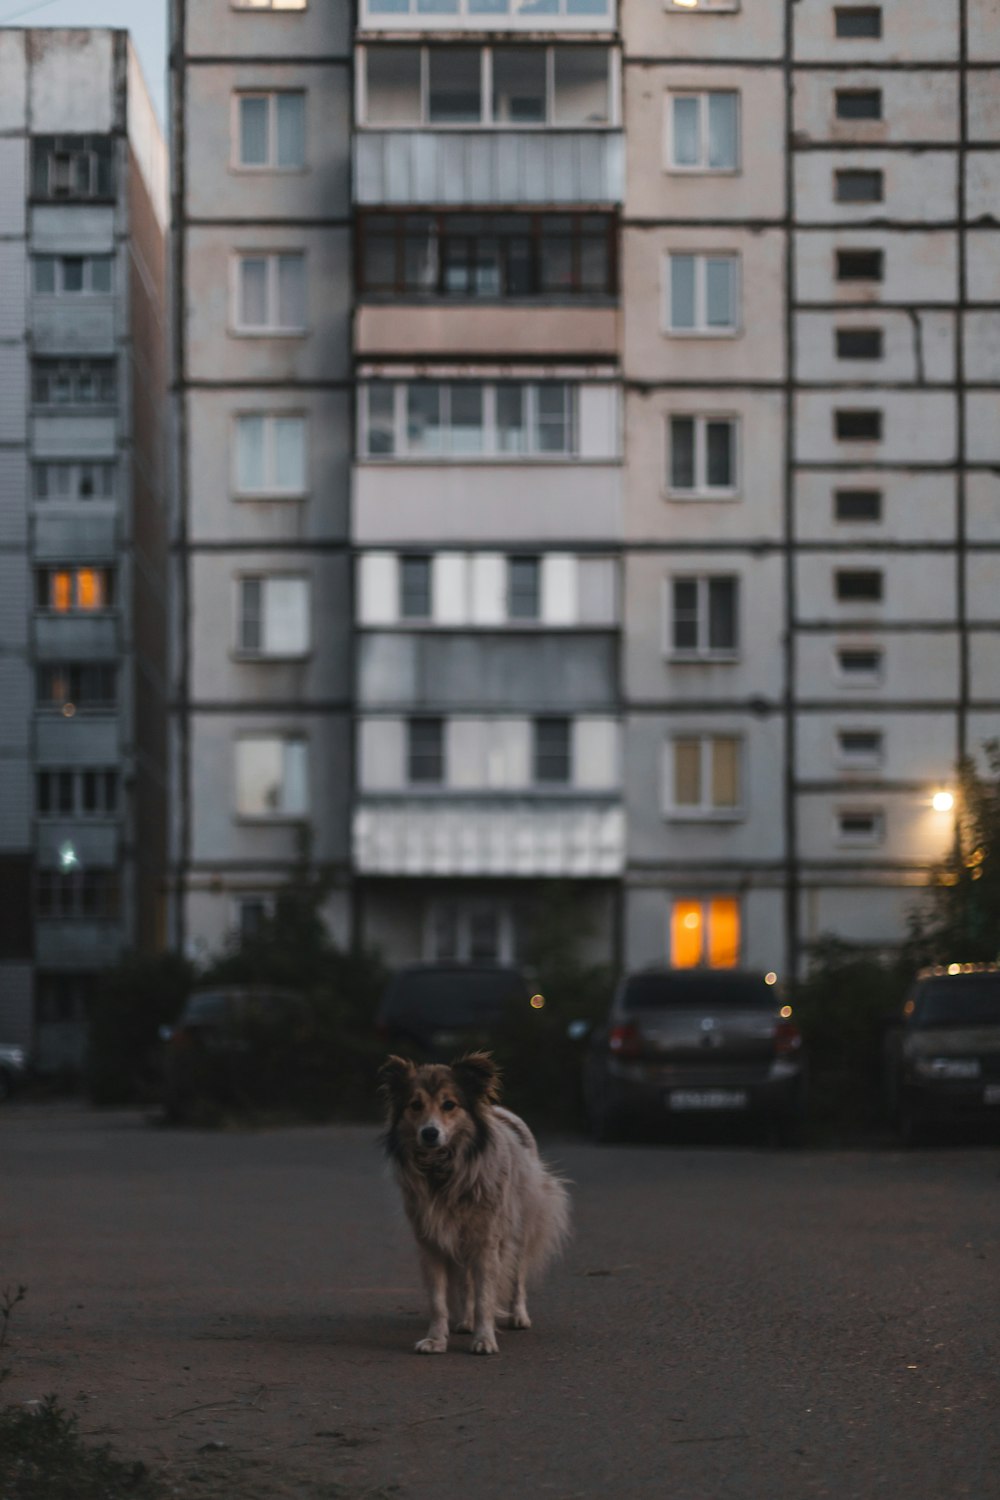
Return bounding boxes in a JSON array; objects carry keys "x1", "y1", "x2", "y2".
[
  {"x1": 354, "y1": 129, "x2": 623, "y2": 206},
  {"x1": 359, "y1": 0, "x2": 616, "y2": 34}
]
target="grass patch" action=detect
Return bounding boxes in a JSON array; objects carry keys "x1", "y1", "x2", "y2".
[{"x1": 0, "y1": 1395, "x2": 165, "y2": 1500}]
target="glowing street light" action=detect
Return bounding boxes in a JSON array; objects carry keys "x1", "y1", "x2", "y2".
[
  {"x1": 931, "y1": 790, "x2": 955, "y2": 813},
  {"x1": 58, "y1": 840, "x2": 80, "y2": 873}
]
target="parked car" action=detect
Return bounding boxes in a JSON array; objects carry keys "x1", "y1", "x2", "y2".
[
  {"x1": 886, "y1": 965, "x2": 1000, "y2": 1144},
  {"x1": 160, "y1": 986, "x2": 306, "y2": 1118},
  {"x1": 0, "y1": 1043, "x2": 29, "y2": 1103},
  {"x1": 376, "y1": 963, "x2": 532, "y2": 1061},
  {"x1": 581, "y1": 968, "x2": 806, "y2": 1143}
]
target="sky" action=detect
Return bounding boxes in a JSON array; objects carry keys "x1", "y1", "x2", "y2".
[{"x1": 0, "y1": 0, "x2": 167, "y2": 124}]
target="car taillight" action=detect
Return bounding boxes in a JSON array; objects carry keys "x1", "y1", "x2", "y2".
[
  {"x1": 775, "y1": 1020, "x2": 802, "y2": 1056},
  {"x1": 608, "y1": 1023, "x2": 641, "y2": 1060}
]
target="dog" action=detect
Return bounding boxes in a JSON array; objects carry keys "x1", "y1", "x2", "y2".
[{"x1": 379, "y1": 1051, "x2": 570, "y2": 1355}]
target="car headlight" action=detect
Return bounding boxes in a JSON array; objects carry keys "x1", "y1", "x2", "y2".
[{"x1": 912, "y1": 1057, "x2": 981, "y2": 1081}]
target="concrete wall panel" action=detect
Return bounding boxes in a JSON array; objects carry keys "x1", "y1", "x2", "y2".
[
  {"x1": 793, "y1": 70, "x2": 959, "y2": 145},
  {"x1": 795, "y1": 631, "x2": 961, "y2": 701},
  {"x1": 794, "y1": 391, "x2": 957, "y2": 465},
  {"x1": 26, "y1": 29, "x2": 116, "y2": 132},
  {"x1": 795, "y1": 551, "x2": 957, "y2": 625},
  {"x1": 796, "y1": 229, "x2": 958, "y2": 305},
  {"x1": 623, "y1": 0, "x2": 784, "y2": 61},
  {"x1": 795, "y1": 709, "x2": 957, "y2": 782},
  {"x1": 794, "y1": 470, "x2": 957, "y2": 545},
  {"x1": 793, "y1": 0, "x2": 960, "y2": 64},
  {"x1": 794, "y1": 151, "x2": 957, "y2": 226},
  {"x1": 795, "y1": 310, "x2": 955, "y2": 385}
]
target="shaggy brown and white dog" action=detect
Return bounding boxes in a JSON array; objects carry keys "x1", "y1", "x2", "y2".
[{"x1": 379, "y1": 1052, "x2": 570, "y2": 1355}]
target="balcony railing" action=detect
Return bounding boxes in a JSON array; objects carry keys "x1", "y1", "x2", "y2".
[
  {"x1": 355, "y1": 130, "x2": 623, "y2": 206},
  {"x1": 354, "y1": 797, "x2": 624, "y2": 876},
  {"x1": 360, "y1": 0, "x2": 616, "y2": 32}
]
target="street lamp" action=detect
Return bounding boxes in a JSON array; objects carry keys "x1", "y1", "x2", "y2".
[{"x1": 931, "y1": 790, "x2": 955, "y2": 814}]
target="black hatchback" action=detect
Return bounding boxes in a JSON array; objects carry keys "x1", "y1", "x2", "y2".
[
  {"x1": 887, "y1": 966, "x2": 1000, "y2": 1143},
  {"x1": 376, "y1": 963, "x2": 531, "y2": 1060},
  {"x1": 582, "y1": 968, "x2": 806, "y2": 1142}
]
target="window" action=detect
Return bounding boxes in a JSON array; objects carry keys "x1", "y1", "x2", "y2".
[
  {"x1": 508, "y1": 556, "x2": 541, "y2": 620},
  {"x1": 836, "y1": 647, "x2": 883, "y2": 683},
  {"x1": 668, "y1": 92, "x2": 739, "y2": 171},
  {"x1": 37, "y1": 770, "x2": 118, "y2": 818},
  {"x1": 234, "y1": 252, "x2": 306, "y2": 332},
  {"x1": 408, "y1": 718, "x2": 445, "y2": 783},
  {"x1": 834, "y1": 7, "x2": 882, "y2": 38},
  {"x1": 237, "y1": 576, "x2": 310, "y2": 656},
  {"x1": 426, "y1": 900, "x2": 515, "y2": 964},
  {"x1": 666, "y1": 0, "x2": 740, "y2": 10},
  {"x1": 836, "y1": 248, "x2": 883, "y2": 281},
  {"x1": 33, "y1": 462, "x2": 115, "y2": 502},
  {"x1": 32, "y1": 358, "x2": 116, "y2": 406},
  {"x1": 362, "y1": 44, "x2": 612, "y2": 128},
  {"x1": 399, "y1": 555, "x2": 433, "y2": 619},
  {"x1": 666, "y1": 253, "x2": 738, "y2": 334},
  {"x1": 235, "y1": 897, "x2": 272, "y2": 941},
  {"x1": 36, "y1": 664, "x2": 117, "y2": 711},
  {"x1": 837, "y1": 729, "x2": 883, "y2": 768},
  {"x1": 835, "y1": 489, "x2": 882, "y2": 523},
  {"x1": 668, "y1": 415, "x2": 737, "y2": 496},
  {"x1": 836, "y1": 809, "x2": 884, "y2": 845},
  {"x1": 534, "y1": 717, "x2": 571, "y2": 783},
  {"x1": 235, "y1": 737, "x2": 308, "y2": 818},
  {"x1": 366, "y1": 0, "x2": 613, "y2": 15},
  {"x1": 236, "y1": 92, "x2": 305, "y2": 168},
  {"x1": 670, "y1": 897, "x2": 740, "y2": 969},
  {"x1": 836, "y1": 89, "x2": 881, "y2": 120},
  {"x1": 36, "y1": 568, "x2": 113, "y2": 611},
  {"x1": 31, "y1": 136, "x2": 113, "y2": 199},
  {"x1": 836, "y1": 569, "x2": 883, "y2": 603},
  {"x1": 233, "y1": 0, "x2": 307, "y2": 9},
  {"x1": 835, "y1": 169, "x2": 883, "y2": 204},
  {"x1": 357, "y1": 212, "x2": 616, "y2": 298},
  {"x1": 360, "y1": 382, "x2": 579, "y2": 458},
  {"x1": 35, "y1": 870, "x2": 118, "y2": 920},
  {"x1": 33, "y1": 255, "x2": 113, "y2": 295},
  {"x1": 233, "y1": 414, "x2": 307, "y2": 495},
  {"x1": 835, "y1": 409, "x2": 882, "y2": 441},
  {"x1": 669, "y1": 576, "x2": 738, "y2": 658},
  {"x1": 667, "y1": 735, "x2": 741, "y2": 818},
  {"x1": 836, "y1": 328, "x2": 882, "y2": 360}
]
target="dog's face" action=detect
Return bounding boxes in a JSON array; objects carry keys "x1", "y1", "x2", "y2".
[{"x1": 379, "y1": 1052, "x2": 500, "y2": 1159}]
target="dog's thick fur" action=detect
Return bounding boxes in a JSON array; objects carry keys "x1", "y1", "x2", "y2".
[{"x1": 379, "y1": 1052, "x2": 570, "y2": 1355}]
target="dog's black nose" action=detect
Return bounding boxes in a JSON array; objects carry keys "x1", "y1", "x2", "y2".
[{"x1": 420, "y1": 1125, "x2": 440, "y2": 1146}]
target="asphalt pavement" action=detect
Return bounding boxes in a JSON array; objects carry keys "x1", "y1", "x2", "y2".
[{"x1": 1, "y1": 1104, "x2": 998, "y2": 1500}]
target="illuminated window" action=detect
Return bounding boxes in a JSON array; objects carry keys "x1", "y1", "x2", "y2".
[
  {"x1": 37, "y1": 567, "x2": 113, "y2": 611},
  {"x1": 670, "y1": 897, "x2": 740, "y2": 968}
]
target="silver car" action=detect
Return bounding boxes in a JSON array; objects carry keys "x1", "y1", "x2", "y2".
[
  {"x1": 0, "y1": 1043, "x2": 29, "y2": 1103},
  {"x1": 582, "y1": 968, "x2": 807, "y2": 1143}
]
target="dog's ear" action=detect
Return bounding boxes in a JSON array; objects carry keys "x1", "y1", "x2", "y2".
[
  {"x1": 378, "y1": 1055, "x2": 415, "y2": 1107},
  {"x1": 452, "y1": 1051, "x2": 501, "y2": 1106}
]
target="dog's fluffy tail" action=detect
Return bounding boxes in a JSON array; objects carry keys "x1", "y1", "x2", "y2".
[{"x1": 525, "y1": 1163, "x2": 572, "y2": 1281}]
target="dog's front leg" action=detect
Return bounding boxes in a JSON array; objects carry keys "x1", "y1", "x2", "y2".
[
  {"x1": 470, "y1": 1242, "x2": 501, "y2": 1355},
  {"x1": 415, "y1": 1248, "x2": 450, "y2": 1354},
  {"x1": 449, "y1": 1266, "x2": 475, "y2": 1334}
]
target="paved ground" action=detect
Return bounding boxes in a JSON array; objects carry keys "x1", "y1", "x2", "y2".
[{"x1": 1, "y1": 1105, "x2": 999, "y2": 1500}]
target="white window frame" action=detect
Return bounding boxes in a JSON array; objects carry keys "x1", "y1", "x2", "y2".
[
  {"x1": 235, "y1": 735, "x2": 309, "y2": 820},
  {"x1": 665, "y1": 574, "x2": 740, "y2": 661},
  {"x1": 232, "y1": 91, "x2": 306, "y2": 171},
  {"x1": 835, "y1": 728, "x2": 884, "y2": 771},
  {"x1": 662, "y1": 734, "x2": 744, "y2": 821},
  {"x1": 666, "y1": 90, "x2": 740, "y2": 173},
  {"x1": 358, "y1": 381, "x2": 580, "y2": 461},
  {"x1": 232, "y1": 0, "x2": 307, "y2": 10},
  {"x1": 834, "y1": 645, "x2": 884, "y2": 688},
  {"x1": 234, "y1": 573, "x2": 311, "y2": 659},
  {"x1": 835, "y1": 807, "x2": 884, "y2": 847},
  {"x1": 363, "y1": 0, "x2": 614, "y2": 19},
  {"x1": 666, "y1": 0, "x2": 740, "y2": 11},
  {"x1": 232, "y1": 412, "x2": 308, "y2": 498},
  {"x1": 231, "y1": 252, "x2": 307, "y2": 335},
  {"x1": 33, "y1": 255, "x2": 114, "y2": 296},
  {"x1": 32, "y1": 461, "x2": 116, "y2": 504},
  {"x1": 423, "y1": 900, "x2": 516, "y2": 964},
  {"x1": 664, "y1": 252, "x2": 740, "y2": 336},
  {"x1": 666, "y1": 413, "x2": 739, "y2": 499},
  {"x1": 359, "y1": 44, "x2": 617, "y2": 130}
]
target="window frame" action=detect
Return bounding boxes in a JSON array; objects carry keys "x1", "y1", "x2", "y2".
[
  {"x1": 232, "y1": 412, "x2": 309, "y2": 497},
  {"x1": 664, "y1": 251, "x2": 740, "y2": 336},
  {"x1": 234, "y1": 734, "x2": 309, "y2": 820},
  {"x1": 834, "y1": 408, "x2": 883, "y2": 442},
  {"x1": 36, "y1": 768, "x2": 119, "y2": 820},
  {"x1": 36, "y1": 663, "x2": 117, "y2": 713},
  {"x1": 834, "y1": 6, "x2": 883, "y2": 40},
  {"x1": 232, "y1": 0, "x2": 308, "y2": 10},
  {"x1": 407, "y1": 717, "x2": 446, "y2": 785},
  {"x1": 532, "y1": 716, "x2": 572, "y2": 785},
  {"x1": 663, "y1": 734, "x2": 744, "y2": 821},
  {"x1": 835, "y1": 645, "x2": 884, "y2": 687},
  {"x1": 835, "y1": 807, "x2": 885, "y2": 847},
  {"x1": 835, "y1": 728, "x2": 884, "y2": 771},
  {"x1": 32, "y1": 358, "x2": 117, "y2": 408},
  {"x1": 665, "y1": 574, "x2": 740, "y2": 661},
  {"x1": 358, "y1": 380, "x2": 581, "y2": 461},
  {"x1": 835, "y1": 88, "x2": 882, "y2": 121},
  {"x1": 33, "y1": 254, "x2": 114, "y2": 296},
  {"x1": 834, "y1": 568, "x2": 884, "y2": 605},
  {"x1": 665, "y1": 0, "x2": 740, "y2": 11},
  {"x1": 666, "y1": 412, "x2": 739, "y2": 499},
  {"x1": 32, "y1": 460, "x2": 116, "y2": 504},
  {"x1": 36, "y1": 567, "x2": 114, "y2": 612},
  {"x1": 835, "y1": 327, "x2": 883, "y2": 361},
  {"x1": 834, "y1": 488, "x2": 883, "y2": 524},
  {"x1": 835, "y1": 248, "x2": 884, "y2": 282},
  {"x1": 666, "y1": 90, "x2": 740, "y2": 174},
  {"x1": 234, "y1": 573, "x2": 311, "y2": 659},
  {"x1": 231, "y1": 251, "x2": 307, "y2": 335},
  {"x1": 835, "y1": 168, "x2": 884, "y2": 204},
  {"x1": 399, "y1": 554, "x2": 434, "y2": 620},
  {"x1": 35, "y1": 869, "x2": 119, "y2": 922},
  {"x1": 232, "y1": 90, "x2": 307, "y2": 171}
]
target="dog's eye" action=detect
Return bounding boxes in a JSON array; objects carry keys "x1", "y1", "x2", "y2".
[
  {"x1": 441, "y1": 1099, "x2": 457, "y2": 1113},
  {"x1": 408, "y1": 1099, "x2": 422, "y2": 1112}
]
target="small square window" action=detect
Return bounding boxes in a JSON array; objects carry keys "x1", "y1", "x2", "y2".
[
  {"x1": 835, "y1": 489, "x2": 882, "y2": 523},
  {"x1": 836, "y1": 89, "x2": 882, "y2": 120},
  {"x1": 836, "y1": 248, "x2": 884, "y2": 281},
  {"x1": 835, "y1": 569, "x2": 883, "y2": 603},
  {"x1": 835, "y1": 7, "x2": 882, "y2": 38},
  {"x1": 837, "y1": 729, "x2": 883, "y2": 768},
  {"x1": 835, "y1": 409, "x2": 882, "y2": 441},
  {"x1": 836, "y1": 169, "x2": 883, "y2": 204},
  {"x1": 837, "y1": 647, "x2": 883, "y2": 683},
  {"x1": 836, "y1": 809, "x2": 884, "y2": 845},
  {"x1": 836, "y1": 328, "x2": 883, "y2": 360}
]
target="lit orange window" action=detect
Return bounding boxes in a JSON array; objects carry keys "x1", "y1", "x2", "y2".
[
  {"x1": 670, "y1": 896, "x2": 740, "y2": 968},
  {"x1": 76, "y1": 570, "x2": 104, "y2": 610},
  {"x1": 52, "y1": 571, "x2": 72, "y2": 611}
]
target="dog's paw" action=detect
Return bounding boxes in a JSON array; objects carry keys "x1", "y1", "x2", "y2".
[
  {"x1": 414, "y1": 1337, "x2": 448, "y2": 1355},
  {"x1": 507, "y1": 1311, "x2": 532, "y2": 1330},
  {"x1": 470, "y1": 1332, "x2": 500, "y2": 1355},
  {"x1": 453, "y1": 1320, "x2": 474, "y2": 1334}
]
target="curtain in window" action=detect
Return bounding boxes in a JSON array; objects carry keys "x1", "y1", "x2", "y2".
[
  {"x1": 708, "y1": 93, "x2": 737, "y2": 169},
  {"x1": 670, "y1": 254, "x2": 696, "y2": 329},
  {"x1": 236, "y1": 415, "x2": 266, "y2": 490},
  {"x1": 239, "y1": 258, "x2": 268, "y2": 326},
  {"x1": 240, "y1": 97, "x2": 269, "y2": 165},
  {"x1": 705, "y1": 257, "x2": 734, "y2": 328},
  {"x1": 273, "y1": 417, "x2": 306, "y2": 489},
  {"x1": 276, "y1": 94, "x2": 305, "y2": 168},
  {"x1": 672, "y1": 97, "x2": 700, "y2": 166}
]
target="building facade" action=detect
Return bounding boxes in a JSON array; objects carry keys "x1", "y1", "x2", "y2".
[
  {"x1": 169, "y1": 0, "x2": 999, "y2": 980},
  {"x1": 0, "y1": 29, "x2": 168, "y2": 1065}
]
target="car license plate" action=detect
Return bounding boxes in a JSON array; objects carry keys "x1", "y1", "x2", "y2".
[
  {"x1": 984, "y1": 1085, "x2": 1000, "y2": 1106},
  {"x1": 667, "y1": 1089, "x2": 748, "y2": 1112}
]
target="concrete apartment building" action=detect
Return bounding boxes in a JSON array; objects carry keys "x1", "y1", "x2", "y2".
[
  {"x1": 169, "y1": 0, "x2": 998, "y2": 979},
  {"x1": 0, "y1": 29, "x2": 168, "y2": 1064}
]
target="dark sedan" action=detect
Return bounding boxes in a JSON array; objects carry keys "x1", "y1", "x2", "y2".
[{"x1": 887, "y1": 965, "x2": 1000, "y2": 1143}]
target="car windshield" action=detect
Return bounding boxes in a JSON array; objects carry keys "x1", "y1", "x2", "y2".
[
  {"x1": 621, "y1": 973, "x2": 774, "y2": 1010},
  {"x1": 382, "y1": 969, "x2": 526, "y2": 1028},
  {"x1": 913, "y1": 978, "x2": 1000, "y2": 1028}
]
